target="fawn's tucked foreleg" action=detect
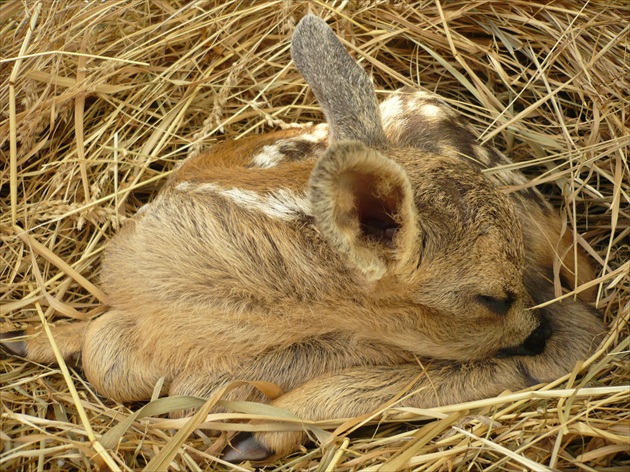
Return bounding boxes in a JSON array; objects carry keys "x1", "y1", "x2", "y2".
[{"x1": 225, "y1": 294, "x2": 604, "y2": 461}]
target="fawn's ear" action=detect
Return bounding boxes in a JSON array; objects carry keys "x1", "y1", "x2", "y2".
[
  {"x1": 309, "y1": 141, "x2": 420, "y2": 282},
  {"x1": 291, "y1": 14, "x2": 387, "y2": 148}
]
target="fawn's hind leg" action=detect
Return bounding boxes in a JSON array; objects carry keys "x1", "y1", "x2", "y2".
[
  {"x1": 0, "y1": 321, "x2": 88, "y2": 363},
  {"x1": 80, "y1": 309, "x2": 173, "y2": 402},
  {"x1": 1, "y1": 312, "x2": 172, "y2": 403}
]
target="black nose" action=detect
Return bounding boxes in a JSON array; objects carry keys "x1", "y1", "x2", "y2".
[{"x1": 496, "y1": 316, "x2": 552, "y2": 358}]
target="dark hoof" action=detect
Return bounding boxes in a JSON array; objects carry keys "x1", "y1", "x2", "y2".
[
  {"x1": 0, "y1": 330, "x2": 27, "y2": 357},
  {"x1": 222, "y1": 433, "x2": 274, "y2": 463}
]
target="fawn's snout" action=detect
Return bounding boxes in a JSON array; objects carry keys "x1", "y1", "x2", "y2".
[{"x1": 496, "y1": 313, "x2": 552, "y2": 357}]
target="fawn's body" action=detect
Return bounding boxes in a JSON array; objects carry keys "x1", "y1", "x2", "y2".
[{"x1": 3, "y1": 15, "x2": 603, "y2": 461}]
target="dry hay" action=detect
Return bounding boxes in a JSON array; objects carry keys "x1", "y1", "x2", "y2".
[{"x1": 1, "y1": 1, "x2": 628, "y2": 470}]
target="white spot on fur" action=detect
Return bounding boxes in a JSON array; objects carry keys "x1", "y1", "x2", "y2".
[
  {"x1": 264, "y1": 188, "x2": 312, "y2": 218},
  {"x1": 175, "y1": 182, "x2": 311, "y2": 220},
  {"x1": 404, "y1": 91, "x2": 456, "y2": 119},
  {"x1": 380, "y1": 95, "x2": 407, "y2": 142},
  {"x1": 380, "y1": 94, "x2": 404, "y2": 126},
  {"x1": 474, "y1": 146, "x2": 492, "y2": 166},
  {"x1": 380, "y1": 91, "x2": 456, "y2": 142},
  {"x1": 250, "y1": 125, "x2": 329, "y2": 168},
  {"x1": 440, "y1": 144, "x2": 462, "y2": 159},
  {"x1": 493, "y1": 169, "x2": 529, "y2": 186},
  {"x1": 310, "y1": 123, "x2": 329, "y2": 140},
  {"x1": 420, "y1": 103, "x2": 443, "y2": 119},
  {"x1": 252, "y1": 145, "x2": 285, "y2": 168}
]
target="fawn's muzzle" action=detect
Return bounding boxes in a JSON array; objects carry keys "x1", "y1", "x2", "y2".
[{"x1": 496, "y1": 315, "x2": 552, "y2": 358}]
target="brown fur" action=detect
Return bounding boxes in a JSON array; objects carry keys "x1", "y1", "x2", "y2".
[
  {"x1": 170, "y1": 128, "x2": 320, "y2": 192},
  {"x1": 4, "y1": 14, "x2": 603, "y2": 461}
]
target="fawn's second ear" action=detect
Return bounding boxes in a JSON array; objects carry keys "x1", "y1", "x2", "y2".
[{"x1": 309, "y1": 141, "x2": 420, "y2": 282}]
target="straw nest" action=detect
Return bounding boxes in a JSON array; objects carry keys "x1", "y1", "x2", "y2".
[{"x1": 1, "y1": 1, "x2": 628, "y2": 470}]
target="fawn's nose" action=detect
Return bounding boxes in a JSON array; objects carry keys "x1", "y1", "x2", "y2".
[{"x1": 496, "y1": 315, "x2": 552, "y2": 358}]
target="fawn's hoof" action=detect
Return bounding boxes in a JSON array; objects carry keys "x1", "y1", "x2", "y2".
[
  {"x1": 223, "y1": 433, "x2": 274, "y2": 463},
  {"x1": 0, "y1": 330, "x2": 27, "y2": 357}
]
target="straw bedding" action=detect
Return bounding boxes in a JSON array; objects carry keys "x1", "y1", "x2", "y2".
[{"x1": 1, "y1": 1, "x2": 628, "y2": 470}]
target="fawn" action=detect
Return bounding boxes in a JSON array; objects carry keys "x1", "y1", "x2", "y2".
[{"x1": 2, "y1": 14, "x2": 603, "y2": 461}]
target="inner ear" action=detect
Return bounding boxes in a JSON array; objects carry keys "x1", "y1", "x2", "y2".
[
  {"x1": 309, "y1": 141, "x2": 420, "y2": 281},
  {"x1": 339, "y1": 171, "x2": 401, "y2": 244}
]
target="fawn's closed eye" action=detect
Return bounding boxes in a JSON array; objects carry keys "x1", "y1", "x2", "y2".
[{"x1": 476, "y1": 294, "x2": 515, "y2": 316}]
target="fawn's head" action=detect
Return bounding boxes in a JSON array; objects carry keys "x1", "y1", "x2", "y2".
[{"x1": 293, "y1": 15, "x2": 550, "y2": 360}]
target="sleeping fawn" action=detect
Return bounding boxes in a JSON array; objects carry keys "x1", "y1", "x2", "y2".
[{"x1": 2, "y1": 14, "x2": 603, "y2": 461}]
